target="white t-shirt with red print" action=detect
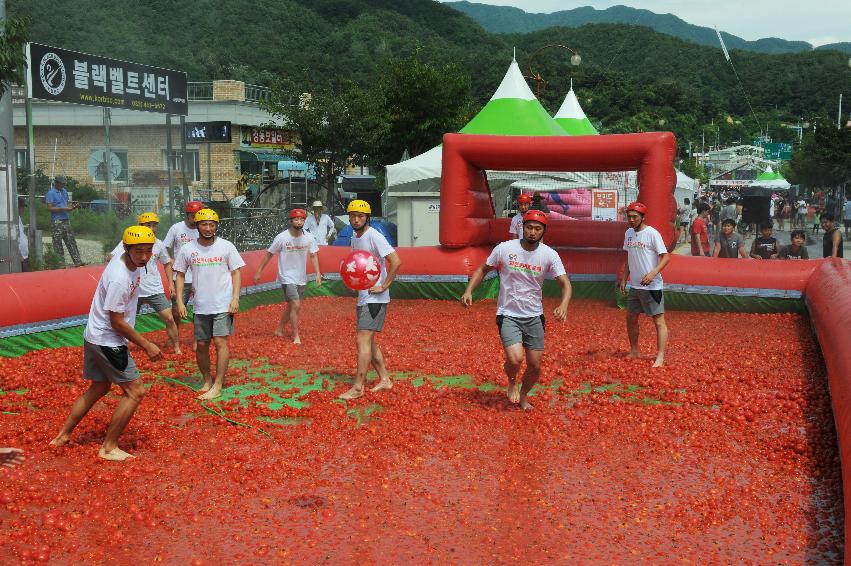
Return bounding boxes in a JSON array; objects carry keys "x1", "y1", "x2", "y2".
[
  {"x1": 174, "y1": 237, "x2": 246, "y2": 315},
  {"x1": 268, "y1": 230, "x2": 319, "y2": 285},
  {"x1": 486, "y1": 239, "x2": 566, "y2": 317}
]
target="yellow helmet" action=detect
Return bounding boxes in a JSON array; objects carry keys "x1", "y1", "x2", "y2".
[
  {"x1": 195, "y1": 208, "x2": 219, "y2": 223},
  {"x1": 347, "y1": 199, "x2": 371, "y2": 214},
  {"x1": 137, "y1": 212, "x2": 160, "y2": 224},
  {"x1": 122, "y1": 225, "x2": 156, "y2": 246}
]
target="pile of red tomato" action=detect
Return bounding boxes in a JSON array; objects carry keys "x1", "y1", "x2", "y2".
[{"x1": 0, "y1": 297, "x2": 843, "y2": 563}]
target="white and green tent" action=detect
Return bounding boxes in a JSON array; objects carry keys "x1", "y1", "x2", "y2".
[
  {"x1": 385, "y1": 58, "x2": 568, "y2": 195},
  {"x1": 553, "y1": 84, "x2": 599, "y2": 136},
  {"x1": 752, "y1": 166, "x2": 790, "y2": 190}
]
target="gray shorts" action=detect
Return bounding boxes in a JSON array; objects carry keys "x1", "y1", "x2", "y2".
[
  {"x1": 497, "y1": 315, "x2": 545, "y2": 351},
  {"x1": 194, "y1": 312, "x2": 234, "y2": 341},
  {"x1": 627, "y1": 288, "x2": 665, "y2": 316},
  {"x1": 356, "y1": 303, "x2": 387, "y2": 332},
  {"x1": 282, "y1": 284, "x2": 306, "y2": 302},
  {"x1": 138, "y1": 292, "x2": 170, "y2": 313},
  {"x1": 171, "y1": 282, "x2": 193, "y2": 307},
  {"x1": 83, "y1": 340, "x2": 140, "y2": 384}
]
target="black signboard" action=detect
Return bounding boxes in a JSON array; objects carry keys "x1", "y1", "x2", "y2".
[
  {"x1": 185, "y1": 121, "x2": 232, "y2": 144},
  {"x1": 26, "y1": 42, "x2": 188, "y2": 115}
]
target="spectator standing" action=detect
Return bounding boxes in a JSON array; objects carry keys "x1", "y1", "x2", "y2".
[
  {"x1": 774, "y1": 195, "x2": 786, "y2": 231},
  {"x1": 713, "y1": 219, "x2": 748, "y2": 259},
  {"x1": 689, "y1": 204, "x2": 711, "y2": 256},
  {"x1": 677, "y1": 198, "x2": 691, "y2": 244},
  {"x1": 719, "y1": 198, "x2": 737, "y2": 225},
  {"x1": 304, "y1": 200, "x2": 337, "y2": 246},
  {"x1": 749, "y1": 221, "x2": 779, "y2": 259},
  {"x1": 17, "y1": 197, "x2": 29, "y2": 272},
  {"x1": 44, "y1": 175, "x2": 83, "y2": 267},
  {"x1": 778, "y1": 230, "x2": 809, "y2": 259},
  {"x1": 821, "y1": 213, "x2": 844, "y2": 259},
  {"x1": 812, "y1": 208, "x2": 821, "y2": 235},
  {"x1": 843, "y1": 196, "x2": 851, "y2": 238},
  {"x1": 795, "y1": 199, "x2": 808, "y2": 230}
]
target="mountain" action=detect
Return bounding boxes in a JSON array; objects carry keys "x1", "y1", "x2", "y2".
[
  {"x1": 10, "y1": 0, "x2": 851, "y2": 153},
  {"x1": 447, "y1": 1, "x2": 814, "y2": 54},
  {"x1": 816, "y1": 42, "x2": 851, "y2": 55}
]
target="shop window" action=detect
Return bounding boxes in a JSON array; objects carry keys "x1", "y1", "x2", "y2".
[{"x1": 163, "y1": 149, "x2": 200, "y2": 182}]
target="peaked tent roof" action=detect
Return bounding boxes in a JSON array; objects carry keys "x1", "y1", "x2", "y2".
[
  {"x1": 386, "y1": 59, "x2": 566, "y2": 189},
  {"x1": 554, "y1": 87, "x2": 599, "y2": 136},
  {"x1": 753, "y1": 165, "x2": 790, "y2": 189}
]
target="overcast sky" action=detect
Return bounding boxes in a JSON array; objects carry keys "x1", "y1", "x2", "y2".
[{"x1": 445, "y1": 1, "x2": 851, "y2": 47}]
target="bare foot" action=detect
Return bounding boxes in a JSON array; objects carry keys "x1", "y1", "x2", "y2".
[
  {"x1": 628, "y1": 349, "x2": 640, "y2": 359},
  {"x1": 369, "y1": 378, "x2": 392, "y2": 393},
  {"x1": 293, "y1": 336, "x2": 301, "y2": 345},
  {"x1": 274, "y1": 328, "x2": 284, "y2": 337},
  {"x1": 197, "y1": 386, "x2": 222, "y2": 400},
  {"x1": 519, "y1": 395, "x2": 533, "y2": 411},
  {"x1": 198, "y1": 380, "x2": 212, "y2": 393},
  {"x1": 507, "y1": 383, "x2": 520, "y2": 404},
  {"x1": 173, "y1": 345, "x2": 182, "y2": 355},
  {"x1": 49, "y1": 434, "x2": 71, "y2": 447},
  {"x1": 98, "y1": 447, "x2": 136, "y2": 461},
  {"x1": 338, "y1": 386, "x2": 364, "y2": 400},
  {"x1": 0, "y1": 448, "x2": 24, "y2": 468},
  {"x1": 652, "y1": 356, "x2": 665, "y2": 368}
]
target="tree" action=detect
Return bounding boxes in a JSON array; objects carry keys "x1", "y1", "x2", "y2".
[
  {"x1": 0, "y1": 15, "x2": 29, "y2": 99},
  {"x1": 366, "y1": 50, "x2": 473, "y2": 168},
  {"x1": 786, "y1": 117, "x2": 851, "y2": 190},
  {"x1": 262, "y1": 77, "x2": 374, "y2": 208}
]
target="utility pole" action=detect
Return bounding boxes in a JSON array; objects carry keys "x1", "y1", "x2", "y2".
[{"x1": 0, "y1": 0, "x2": 21, "y2": 273}]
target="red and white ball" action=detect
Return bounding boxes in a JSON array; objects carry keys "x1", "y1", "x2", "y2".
[{"x1": 340, "y1": 250, "x2": 381, "y2": 291}]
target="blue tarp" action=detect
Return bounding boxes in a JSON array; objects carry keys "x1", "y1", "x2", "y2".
[{"x1": 333, "y1": 220, "x2": 398, "y2": 247}]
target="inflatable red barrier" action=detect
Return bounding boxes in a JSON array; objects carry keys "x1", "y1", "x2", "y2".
[
  {"x1": 440, "y1": 132, "x2": 677, "y2": 248},
  {"x1": 490, "y1": 218, "x2": 627, "y2": 248},
  {"x1": 663, "y1": 255, "x2": 819, "y2": 291},
  {"x1": 804, "y1": 259, "x2": 851, "y2": 558}
]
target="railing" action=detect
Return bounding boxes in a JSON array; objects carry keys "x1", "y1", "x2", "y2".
[
  {"x1": 187, "y1": 82, "x2": 272, "y2": 103},
  {"x1": 187, "y1": 82, "x2": 213, "y2": 101}
]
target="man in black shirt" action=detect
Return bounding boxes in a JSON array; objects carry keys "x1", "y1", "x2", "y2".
[{"x1": 821, "y1": 213, "x2": 844, "y2": 258}]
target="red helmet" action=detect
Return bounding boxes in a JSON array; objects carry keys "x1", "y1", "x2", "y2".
[
  {"x1": 289, "y1": 208, "x2": 307, "y2": 219},
  {"x1": 517, "y1": 193, "x2": 533, "y2": 205},
  {"x1": 185, "y1": 200, "x2": 204, "y2": 214},
  {"x1": 626, "y1": 201, "x2": 648, "y2": 215},
  {"x1": 522, "y1": 209, "x2": 548, "y2": 226}
]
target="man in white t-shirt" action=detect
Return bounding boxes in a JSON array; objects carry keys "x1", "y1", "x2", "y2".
[
  {"x1": 108, "y1": 212, "x2": 181, "y2": 354},
  {"x1": 508, "y1": 193, "x2": 532, "y2": 239},
  {"x1": 50, "y1": 226, "x2": 163, "y2": 461},
  {"x1": 253, "y1": 208, "x2": 321, "y2": 343},
  {"x1": 462, "y1": 210, "x2": 571, "y2": 410},
  {"x1": 338, "y1": 200, "x2": 401, "y2": 400},
  {"x1": 164, "y1": 200, "x2": 203, "y2": 346},
  {"x1": 619, "y1": 202, "x2": 670, "y2": 367},
  {"x1": 174, "y1": 209, "x2": 246, "y2": 400},
  {"x1": 304, "y1": 200, "x2": 337, "y2": 246}
]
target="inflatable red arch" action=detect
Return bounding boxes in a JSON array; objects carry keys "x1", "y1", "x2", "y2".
[
  {"x1": 2, "y1": 132, "x2": 851, "y2": 558},
  {"x1": 439, "y1": 132, "x2": 678, "y2": 249}
]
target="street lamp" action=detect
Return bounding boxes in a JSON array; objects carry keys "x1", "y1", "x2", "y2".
[{"x1": 526, "y1": 44, "x2": 581, "y2": 99}]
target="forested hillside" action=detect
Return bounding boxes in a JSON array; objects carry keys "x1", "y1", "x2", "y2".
[{"x1": 11, "y1": 0, "x2": 851, "y2": 152}]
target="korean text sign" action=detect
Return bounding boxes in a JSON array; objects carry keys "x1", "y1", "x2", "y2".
[{"x1": 27, "y1": 42, "x2": 188, "y2": 115}]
